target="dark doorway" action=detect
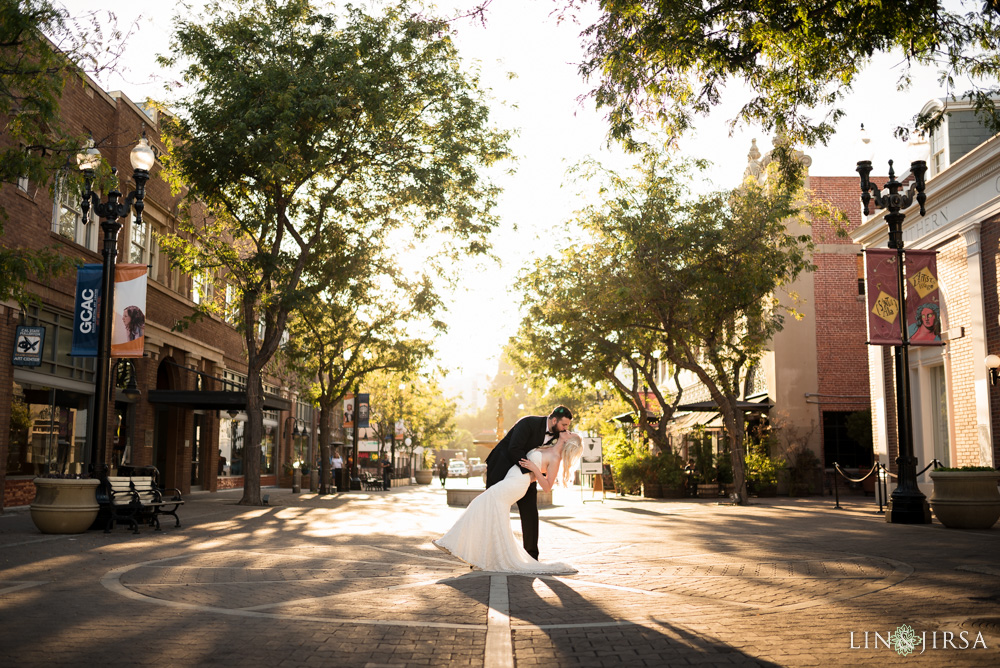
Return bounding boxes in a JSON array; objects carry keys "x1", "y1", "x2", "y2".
[
  {"x1": 153, "y1": 406, "x2": 169, "y2": 480},
  {"x1": 822, "y1": 410, "x2": 873, "y2": 469}
]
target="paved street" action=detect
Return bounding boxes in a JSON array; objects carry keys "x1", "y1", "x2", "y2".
[{"x1": 1, "y1": 482, "x2": 999, "y2": 667}]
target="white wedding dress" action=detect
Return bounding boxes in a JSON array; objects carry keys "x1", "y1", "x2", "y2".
[{"x1": 433, "y1": 449, "x2": 575, "y2": 574}]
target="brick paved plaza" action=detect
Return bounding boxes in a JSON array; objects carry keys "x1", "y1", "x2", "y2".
[{"x1": 1, "y1": 483, "x2": 998, "y2": 667}]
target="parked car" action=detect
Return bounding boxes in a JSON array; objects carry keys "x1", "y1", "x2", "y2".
[
  {"x1": 447, "y1": 460, "x2": 468, "y2": 477},
  {"x1": 467, "y1": 458, "x2": 487, "y2": 476}
]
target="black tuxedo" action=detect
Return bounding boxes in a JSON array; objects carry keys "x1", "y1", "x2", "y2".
[{"x1": 485, "y1": 415, "x2": 550, "y2": 559}]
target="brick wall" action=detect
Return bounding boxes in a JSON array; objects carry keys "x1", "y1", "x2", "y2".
[
  {"x1": 809, "y1": 177, "x2": 874, "y2": 461},
  {"x1": 1, "y1": 66, "x2": 289, "y2": 507},
  {"x1": 937, "y1": 236, "x2": 978, "y2": 465}
]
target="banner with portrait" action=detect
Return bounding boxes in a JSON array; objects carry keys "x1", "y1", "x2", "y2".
[
  {"x1": 356, "y1": 393, "x2": 369, "y2": 429},
  {"x1": 111, "y1": 264, "x2": 147, "y2": 357},
  {"x1": 343, "y1": 394, "x2": 355, "y2": 428},
  {"x1": 864, "y1": 249, "x2": 903, "y2": 346},
  {"x1": 904, "y1": 250, "x2": 945, "y2": 346}
]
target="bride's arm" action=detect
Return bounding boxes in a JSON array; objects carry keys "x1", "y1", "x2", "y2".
[{"x1": 519, "y1": 457, "x2": 555, "y2": 492}]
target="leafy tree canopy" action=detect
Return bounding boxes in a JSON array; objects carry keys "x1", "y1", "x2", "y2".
[
  {"x1": 157, "y1": 0, "x2": 510, "y2": 504},
  {"x1": 576, "y1": 0, "x2": 1000, "y2": 148},
  {"x1": 513, "y1": 147, "x2": 822, "y2": 503}
]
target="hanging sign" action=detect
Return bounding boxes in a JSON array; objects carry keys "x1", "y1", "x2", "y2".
[
  {"x1": 343, "y1": 394, "x2": 355, "y2": 428},
  {"x1": 579, "y1": 437, "x2": 603, "y2": 476},
  {"x1": 357, "y1": 393, "x2": 370, "y2": 429},
  {"x1": 864, "y1": 249, "x2": 903, "y2": 346},
  {"x1": 111, "y1": 264, "x2": 147, "y2": 357},
  {"x1": 71, "y1": 263, "x2": 102, "y2": 356},
  {"x1": 12, "y1": 325, "x2": 44, "y2": 366},
  {"x1": 904, "y1": 250, "x2": 945, "y2": 346}
]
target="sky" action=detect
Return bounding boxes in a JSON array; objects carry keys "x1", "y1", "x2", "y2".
[{"x1": 55, "y1": 0, "x2": 968, "y2": 412}]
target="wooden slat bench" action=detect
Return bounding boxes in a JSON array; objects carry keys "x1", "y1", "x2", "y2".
[{"x1": 101, "y1": 476, "x2": 184, "y2": 534}]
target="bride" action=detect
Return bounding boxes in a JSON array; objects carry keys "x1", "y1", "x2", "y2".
[{"x1": 433, "y1": 433, "x2": 579, "y2": 574}]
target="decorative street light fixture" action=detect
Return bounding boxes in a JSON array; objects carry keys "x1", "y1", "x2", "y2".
[
  {"x1": 78, "y1": 134, "x2": 156, "y2": 477},
  {"x1": 856, "y1": 150, "x2": 932, "y2": 524}
]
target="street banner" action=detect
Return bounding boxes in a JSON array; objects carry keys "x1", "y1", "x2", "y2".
[
  {"x1": 12, "y1": 325, "x2": 44, "y2": 366},
  {"x1": 111, "y1": 264, "x2": 147, "y2": 358},
  {"x1": 395, "y1": 420, "x2": 405, "y2": 440},
  {"x1": 864, "y1": 249, "x2": 903, "y2": 346},
  {"x1": 904, "y1": 250, "x2": 945, "y2": 346},
  {"x1": 71, "y1": 264, "x2": 102, "y2": 356},
  {"x1": 357, "y1": 393, "x2": 370, "y2": 429},
  {"x1": 579, "y1": 437, "x2": 603, "y2": 475},
  {"x1": 343, "y1": 394, "x2": 355, "y2": 428}
]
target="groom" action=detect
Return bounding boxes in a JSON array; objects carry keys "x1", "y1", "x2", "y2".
[{"x1": 485, "y1": 405, "x2": 573, "y2": 560}]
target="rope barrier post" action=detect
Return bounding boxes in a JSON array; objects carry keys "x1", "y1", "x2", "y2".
[
  {"x1": 877, "y1": 463, "x2": 885, "y2": 514},
  {"x1": 833, "y1": 463, "x2": 841, "y2": 510}
]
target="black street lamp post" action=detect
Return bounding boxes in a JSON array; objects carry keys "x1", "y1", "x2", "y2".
[
  {"x1": 78, "y1": 135, "x2": 156, "y2": 478},
  {"x1": 856, "y1": 155, "x2": 932, "y2": 524}
]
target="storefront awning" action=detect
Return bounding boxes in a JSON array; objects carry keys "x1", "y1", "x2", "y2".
[
  {"x1": 608, "y1": 412, "x2": 660, "y2": 425},
  {"x1": 147, "y1": 390, "x2": 292, "y2": 412},
  {"x1": 674, "y1": 400, "x2": 773, "y2": 413}
]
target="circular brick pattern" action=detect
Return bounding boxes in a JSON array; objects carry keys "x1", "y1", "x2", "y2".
[{"x1": 101, "y1": 544, "x2": 913, "y2": 630}]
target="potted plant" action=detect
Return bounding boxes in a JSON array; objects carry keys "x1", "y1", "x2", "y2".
[
  {"x1": 655, "y1": 451, "x2": 686, "y2": 498},
  {"x1": 785, "y1": 444, "x2": 822, "y2": 496},
  {"x1": 31, "y1": 474, "x2": 101, "y2": 534},
  {"x1": 613, "y1": 454, "x2": 644, "y2": 496},
  {"x1": 929, "y1": 466, "x2": 1000, "y2": 529}
]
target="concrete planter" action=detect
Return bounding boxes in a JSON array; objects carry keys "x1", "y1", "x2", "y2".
[
  {"x1": 30, "y1": 478, "x2": 101, "y2": 534},
  {"x1": 415, "y1": 470, "x2": 433, "y2": 485},
  {"x1": 446, "y1": 488, "x2": 552, "y2": 508},
  {"x1": 929, "y1": 471, "x2": 1000, "y2": 530}
]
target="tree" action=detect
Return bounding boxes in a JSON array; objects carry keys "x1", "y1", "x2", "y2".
[
  {"x1": 576, "y1": 1, "x2": 1000, "y2": 148},
  {"x1": 514, "y1": 148, "x2": 817, "y2": 504},
  {"x1": 283, "y1": 229, "x2": 437, "y2": 493},
  {"x1": 158, "y1": 0, "x2": 510, "y2": 505},
  {"x1": 396, "y1": 376, "x2": 458, "y2": 475},
  {"x1": 0, "y1": 0, "x2": 129, "y2": 306}
]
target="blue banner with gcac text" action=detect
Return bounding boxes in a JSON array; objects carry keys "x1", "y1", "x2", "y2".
[{"x1": 71, "y1": 264, "x2": 102, "y2": 356}]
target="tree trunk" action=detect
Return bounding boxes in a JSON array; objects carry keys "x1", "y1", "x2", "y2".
[
  {"x1": 318, "y1": 403, "x2": 332, "y2": 495},
  {"x1": 722, "y1": 407, "x2": 748, "y2": 505},
  {"x1": 239, "y1": 361, "x2": 265, "y2": 506}
]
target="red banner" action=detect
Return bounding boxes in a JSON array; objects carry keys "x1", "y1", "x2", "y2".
[
  {"x1": 865, "y1": 249, "x2": 902, "y2": 346},
  {"x1": 905, "y1": 250, "x2": 944, "y2": 346}
]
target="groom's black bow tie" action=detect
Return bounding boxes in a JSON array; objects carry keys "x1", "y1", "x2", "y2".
[{"x1": 543, "y1": 432, "x2": 558, "y2": 445}]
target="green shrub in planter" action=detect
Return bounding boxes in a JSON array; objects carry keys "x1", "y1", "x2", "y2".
[{"x1": 746, "y1": 450, "x2": 784, "y2": 495}]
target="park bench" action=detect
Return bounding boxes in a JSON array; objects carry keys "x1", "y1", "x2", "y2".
[
  {"x1": 100, "y1": 475, "x2": 184, "y2": 534},
  {"x1": 361, "y1": 473, "x2": 383, "y2": 491}
]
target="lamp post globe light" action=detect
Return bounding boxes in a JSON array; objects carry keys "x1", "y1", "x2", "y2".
[
  {"x1": 856, "y1": 145, "x2": 932, "y2": 524},
  {"x1": 77, "y1": 135, "x2": 155, "y2": 477}
]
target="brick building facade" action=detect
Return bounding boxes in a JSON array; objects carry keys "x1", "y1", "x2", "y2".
[
  {"x1": 1, "y1": 70, "x2": 316, "y2": 510},
  {"x1": 664, "y1": 143, "x2": 877, "y2": 479},
  {"x1": 853, "y1": 97, "x2": 1000, "y2": 495}
]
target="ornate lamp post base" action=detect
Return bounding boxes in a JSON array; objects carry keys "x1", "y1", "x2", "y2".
[{"x1": 885, "y1": 495, "x2": 932, "y2": 524}]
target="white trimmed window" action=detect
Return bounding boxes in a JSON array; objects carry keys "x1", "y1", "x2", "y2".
[
  {"x1": 192, "y1": 270, "x2": 214, "y2": 305},
  {"x1": 128, "y1": 217, "x2": 155, "y2": 266},
  {"x1": 52, "y1": 176, "x2": 97, "y2": 251},
  {"x1": 930, "y1": 127, "x2": 946, "y2": 176}
]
